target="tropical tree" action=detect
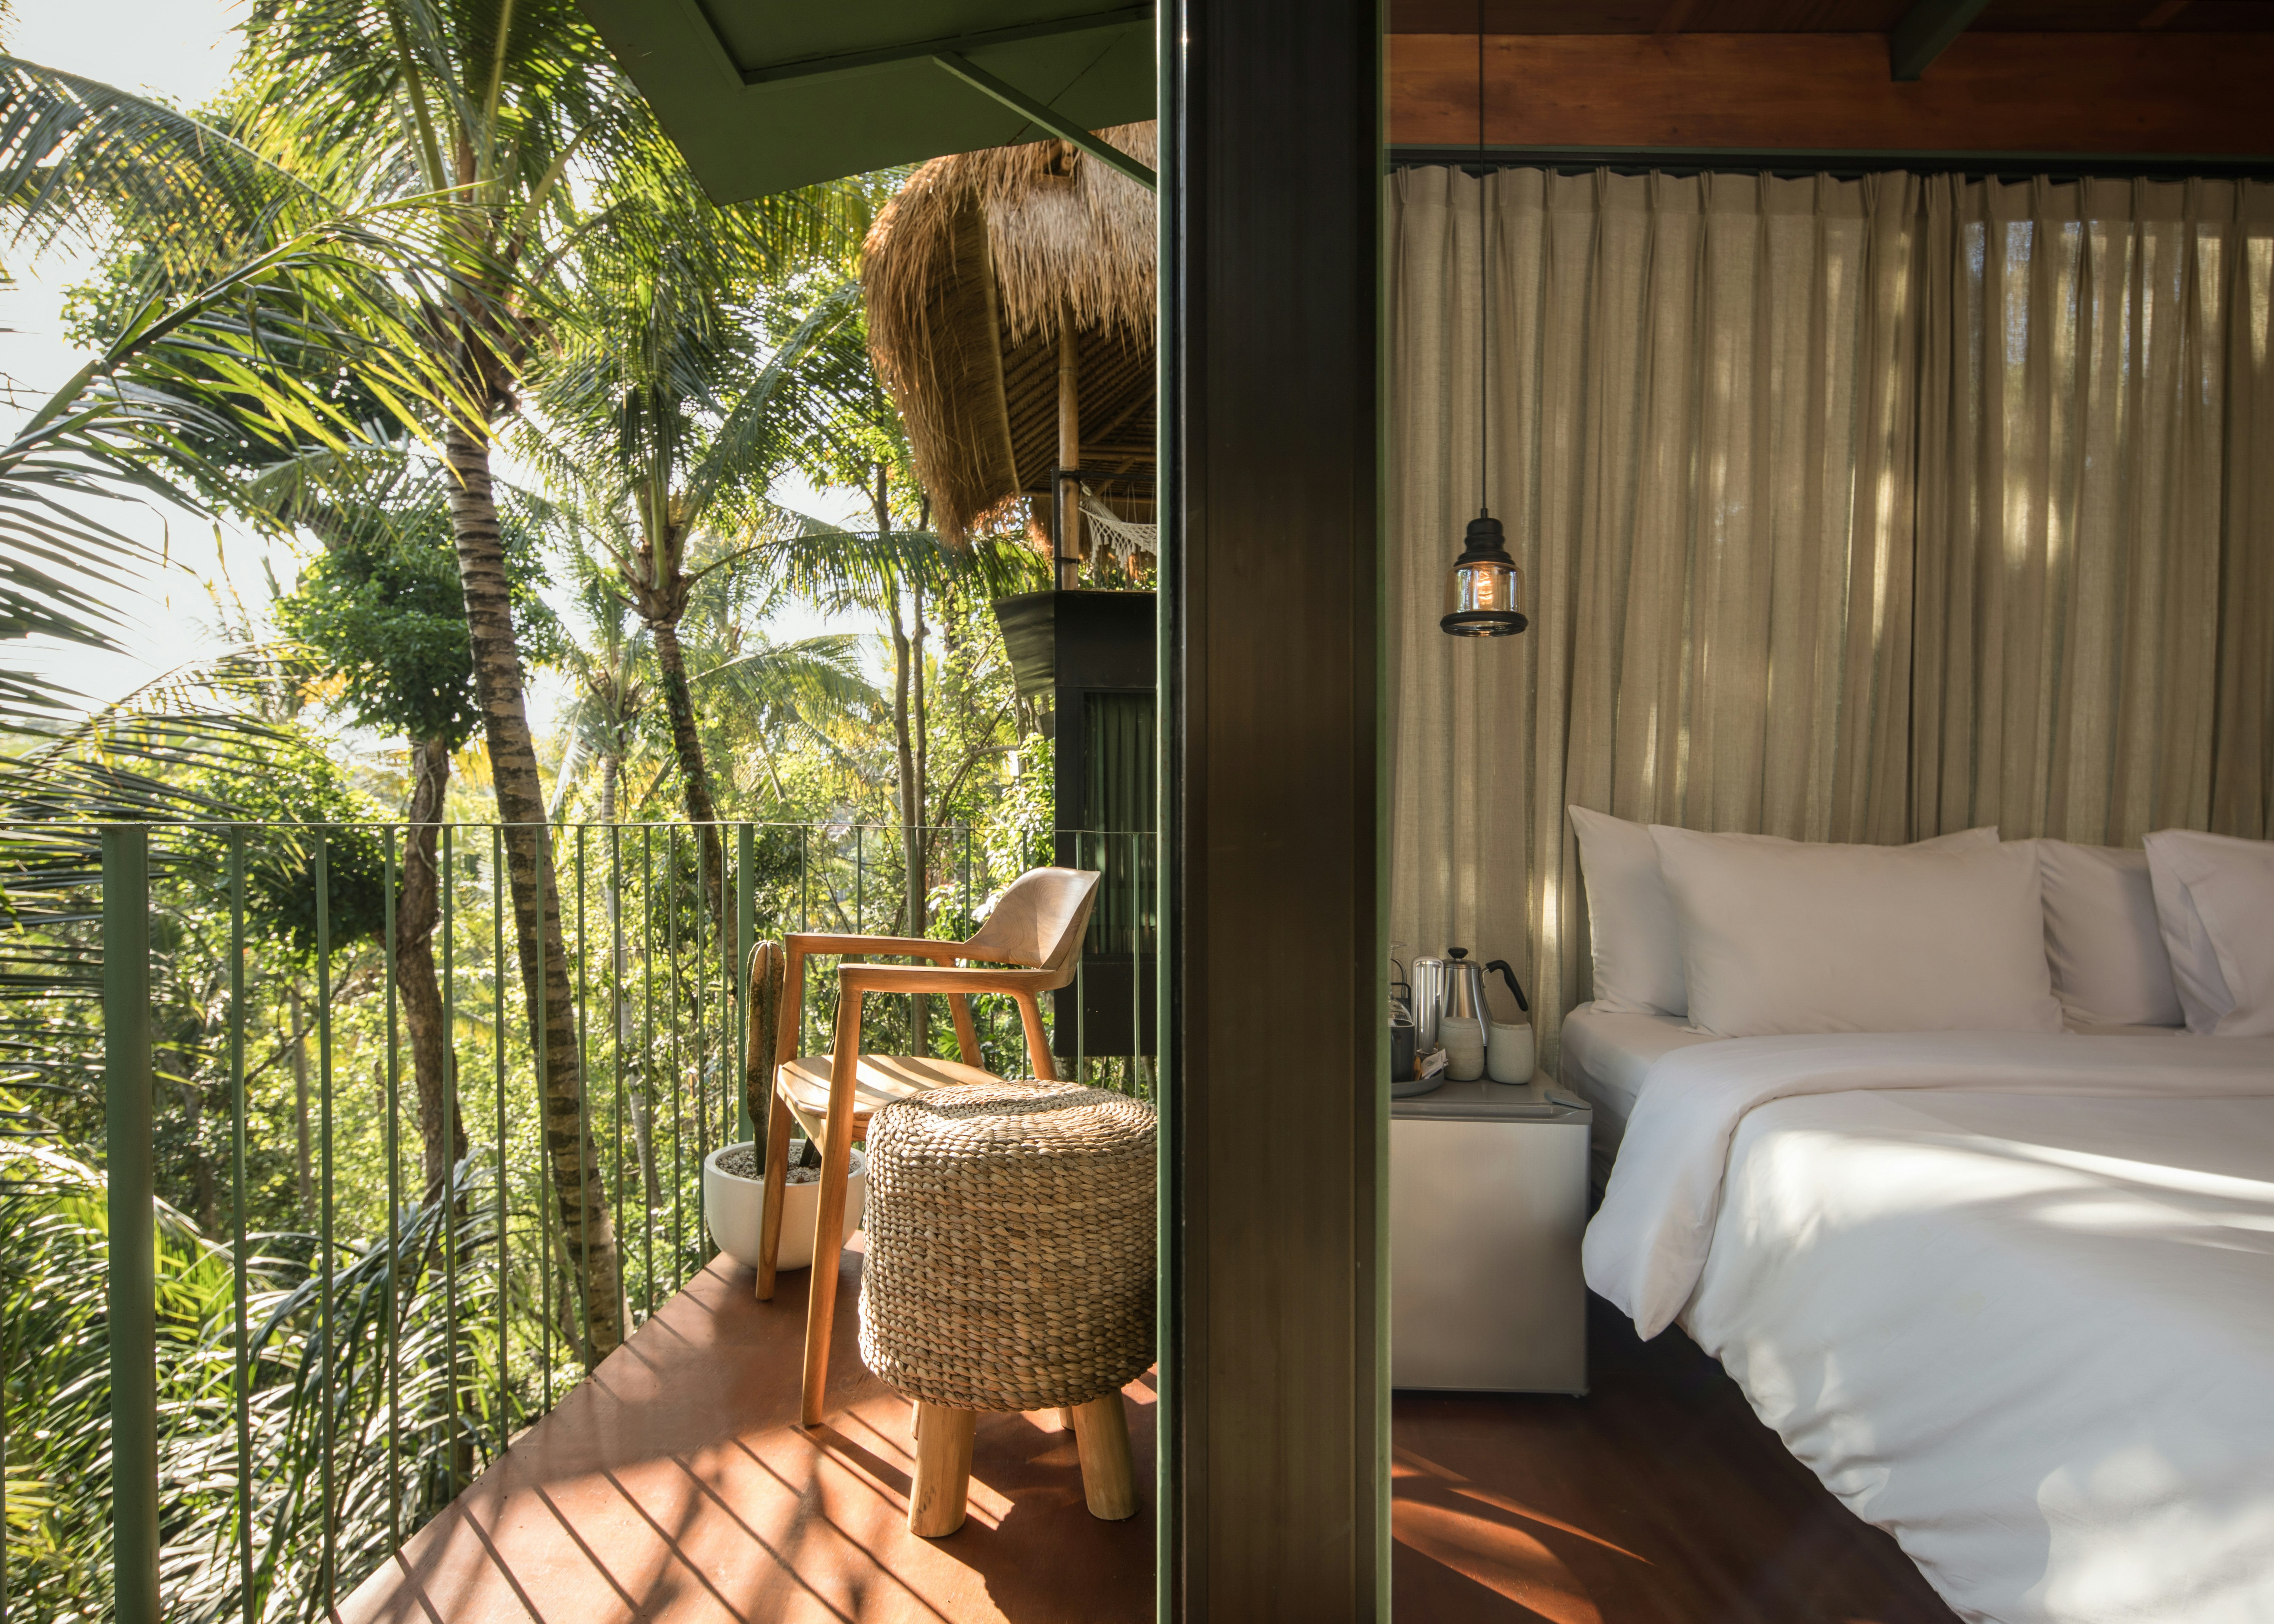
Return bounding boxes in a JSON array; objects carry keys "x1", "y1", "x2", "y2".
[
  {"x1": 225, "y1": 0, "x2": 875, "y2": 1360},
  {"x1": 268, "y1": 448, "x2": 558, "y2": 1198},
  {"x1": 759, "y1": 500, "x2": 1044, "y2": 1048},
  {"x1": 0, "y1": 60, "x2": 474, "y2": 728},
  {"x1": 756, "y1": 285, "x2": 1046, "y2": 1044},
  {"x1": 519, "y1": 257, "x2": 876, "y2": 937}
]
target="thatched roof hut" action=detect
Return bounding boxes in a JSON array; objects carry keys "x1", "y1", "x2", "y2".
[{"x1": 861, "y1": 123, "x2": 1156, "y2": 554}]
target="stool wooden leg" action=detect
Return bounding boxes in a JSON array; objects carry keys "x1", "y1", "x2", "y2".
[
  {"x1": 1070, "y1": 1393, "x2": 1137, "y2": 1520},
  {"x1": 909, "y1": 1402, "x2": 975, "y2": 1537},
  {"x1": 1057, "y1": 1407, "x2": 1076, "y2": 1433}
]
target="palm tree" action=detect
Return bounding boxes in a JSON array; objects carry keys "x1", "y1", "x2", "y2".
[
  {"x1": 520, "y1": 269, "x2": 876, "y2": 936},
  {"x1": 226, "y1": 0, "x2": 875, "y2": 1359},
  {"x1": 0, "y1": 59, "x2": 476, "y2": 723}
]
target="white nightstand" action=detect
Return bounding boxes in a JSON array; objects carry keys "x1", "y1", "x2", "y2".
[{"x1": 1389, "y1": 1070, "x2": 1590, "y2": 1394}]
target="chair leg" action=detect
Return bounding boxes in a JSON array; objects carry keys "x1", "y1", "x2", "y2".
[
  {"x1": 799, "y1": 997, "x2": 863, "y2": 1428},
  {"x1": 1016, "y1": 992, "x2": 1058, "y2": 1081},
  {"x1": 946, "y1": 992, "x2": 981, "y2": 1066},
  {"x1": 1070, "y1": 1393, "x2": 1136, "y2": 1520},
  {"x1": 753, "y1": 1087, "x2": 795, "y2": 1301},
  {"x1": 909, "y1": 1401, "x2": 976, "y2": 1537}
]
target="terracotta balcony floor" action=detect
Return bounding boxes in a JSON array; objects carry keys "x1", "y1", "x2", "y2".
[
  {"x1": 344, "y1": 1256, "x2": 1954, "y2": 1624},
  {"x1": 340, "y1": 1244, "x2": 1157, "y2": 1624}
]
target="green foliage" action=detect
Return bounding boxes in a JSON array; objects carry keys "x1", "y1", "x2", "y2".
[
  {"x1": 0, "y1": 1091, "x2": 533, "y2": 1624},
  {"x1": 277, "y1": 530, "x2": 481, "y2": 747},
  {"x1": 186, "y1": 748, "x2": 393, "y2": 957},
  {"x1": 271, "y1": 462, "x2": 562, "y2": 751},
  {"x1": 0, "y1": 60, "x2": 505, "y2": 726}
]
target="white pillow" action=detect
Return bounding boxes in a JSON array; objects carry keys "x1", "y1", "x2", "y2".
[
  {"x1": 1567, "y1": 807, "x2": 1996, "y2": 1017},
  {"x1": 2142, "y1": 829, "x2": 2274, "y2": 1037},
  {"x1": 1568, "y1": 807, "x2": 1688, "y2": 1015},
  {"x1": 2030, "y1": 840, "x2": 2184, "y2": 1028},
  {"x1": 1651, "y1": 827, "x2": 2062, "y2": 1039}
]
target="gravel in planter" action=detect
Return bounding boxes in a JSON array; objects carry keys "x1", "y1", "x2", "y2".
[{"x1": 715, "y1": 1144, "x2": 824, "y2": 1184}]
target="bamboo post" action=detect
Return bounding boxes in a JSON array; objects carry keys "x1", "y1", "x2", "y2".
[{"x1": 1057, "y1": 297, "x2": 1082, "y2": 591}]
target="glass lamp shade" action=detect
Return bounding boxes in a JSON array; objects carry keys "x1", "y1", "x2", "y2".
[{"x1": 1440, "y1": 513, "x2": 1529, "y2": 637}]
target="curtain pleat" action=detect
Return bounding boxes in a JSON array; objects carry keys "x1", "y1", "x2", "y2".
[{"x1": 1390, "y1": 166, "x2": 2274, "y2": 1071}]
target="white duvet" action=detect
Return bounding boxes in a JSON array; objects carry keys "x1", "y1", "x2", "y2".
[{"x1": 1583, "y1": 1031, "x2": 2274, "y2": 1624}]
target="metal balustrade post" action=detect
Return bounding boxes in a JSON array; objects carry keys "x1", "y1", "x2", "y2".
[
  {"x1": 441, "y1": 824, "x2": 459, "y2": 1493},
  {"x1": 101, "y1": 827, "x2": 158, "y2": 1624},
  {"x1": 492, "y1": 826, "x2": 509, "y2": 1438},
  {"x1": 384, "y1": 826, "x2": 402, "y2": 1544},
  {"x1": 229, "y1": 832, "x2": 254, "y2": 1612},
  {"x1": 315, "y1": 830, "x2": 336, "y2": 1608},
  {"x1": 641, "y1": 825, "x2": 656, "y2": 1316},
  {"x1": 737, "y1": 824, "x2": 755, "y2": 1142}
]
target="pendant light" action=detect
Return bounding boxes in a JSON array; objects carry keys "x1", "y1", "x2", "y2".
[{"x1": 1441, "y1": 0, "x2": 1527, "y2": 639}]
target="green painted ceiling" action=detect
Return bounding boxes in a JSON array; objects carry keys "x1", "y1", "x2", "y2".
[{"x1": 579, "y1": 0, "x2": 1157, "y2": 202}]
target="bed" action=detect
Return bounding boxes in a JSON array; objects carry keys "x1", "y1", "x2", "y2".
[
  {"x1": 1577, "y1": 1025, "x2": 2274, "y2": 1624},
  {"x1": 1555, "y1": 816, "x2": 2274, "y2": 1623}
]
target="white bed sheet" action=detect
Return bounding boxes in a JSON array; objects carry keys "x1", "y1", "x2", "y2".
[
  {"x1": 1555, "y1": 1006, "x2": 1715, "y2": 1178},
  {"x1": 1557, "y1": 1004, "x2": 2183, "y2": 1184},
  {"x1": 1585, "y1": 1031, "x2": 2274, "y2": 1624}
]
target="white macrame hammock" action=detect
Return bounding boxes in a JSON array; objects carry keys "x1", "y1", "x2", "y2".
[{"x1": 1079, "y1": 486, "x2": 1157, "y2": 572}]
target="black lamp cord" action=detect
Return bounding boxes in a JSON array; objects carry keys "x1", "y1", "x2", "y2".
[{"x1": 1476, "y1": 0, "x2": 1488, "y2": 524}]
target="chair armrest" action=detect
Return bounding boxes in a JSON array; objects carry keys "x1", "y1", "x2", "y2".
[
  {"x1": 786, "y1": 932, "x2": 966, "y2": 962},
  {"x1": 838, "y1": 962, "x2": 1057, "y2": 996}
]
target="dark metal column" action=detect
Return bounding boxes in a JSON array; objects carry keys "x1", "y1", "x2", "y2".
[
  {"x1": 1158, "y1": 0, "x2": 1388, "y2": 1616},
  {"x1": 103, "y1": 827, "x2": 159, "y2": 1624}
]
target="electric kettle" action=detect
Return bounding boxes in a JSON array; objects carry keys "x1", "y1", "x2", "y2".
[{"x1": 1411, "y1": 947, "x2": 1529, "y2": 1051}]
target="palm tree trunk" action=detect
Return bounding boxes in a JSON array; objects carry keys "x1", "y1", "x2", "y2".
[
  {"x1": 396, "y1": 734, "x2": 466, "y2": 1198},
  {"x1": 650, "y1": 617, "x2": 728, "y2": 954},
  {"x1": 443, "y1": 415, "x2": 623, "y2": 1363}
]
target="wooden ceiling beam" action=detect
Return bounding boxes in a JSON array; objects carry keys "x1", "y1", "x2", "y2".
[
  {"x1": 1890, "y1": 0, "x2": 1991, "y2": 79},
  {"x1": 1388, "y1": 32, "x2": 2274, "y2": 157}
]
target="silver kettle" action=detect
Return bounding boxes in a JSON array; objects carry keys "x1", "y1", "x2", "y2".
[{"x1": 1411, "y1": 947, "x2": 1529, "y2": 1051}]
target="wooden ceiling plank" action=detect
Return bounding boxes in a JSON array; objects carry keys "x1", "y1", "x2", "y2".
[
  {"x1": 1388, "y1": 31, "x2": 2274, "y2": 154},
  {"x1": 1655, "y1": 0, "x2": 1702, "y2": 33},
  {"x1": 1891, "y1": 0, "x2": 1993, "y2": 76},
  {"x1": 2139, "y1": 0, "x2": 2192, "y2": 26}
]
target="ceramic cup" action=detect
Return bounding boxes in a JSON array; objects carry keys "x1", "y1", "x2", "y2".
[
  {"x1": 1487, "y1": 1019, "x2": 1536, "y2": 1085},
  {"x1": 1440, "y1": 1014, "x2": 1487, "y2": 1081}
]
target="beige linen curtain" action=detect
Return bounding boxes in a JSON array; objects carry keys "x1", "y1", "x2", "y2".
[{"x1": 1388, "y1": 166, "x2": 2274, "y2": 1068}]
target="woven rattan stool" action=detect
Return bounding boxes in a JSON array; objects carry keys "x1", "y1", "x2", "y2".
[{"x1": 859, "y1": 1077, "x2": 1155, "y2": 1537}]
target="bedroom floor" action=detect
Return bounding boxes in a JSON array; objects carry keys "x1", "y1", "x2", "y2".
[
  {"x1": 339, "y1": 1247, "x2": 1957, "y2": 1623},
  {"x1": 1392, "y1": 1293, "x2": 1961, "y2": 1623}
]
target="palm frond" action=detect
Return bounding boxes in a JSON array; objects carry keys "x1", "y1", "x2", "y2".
[{"x1": 0, "y1": 57, "x2": 330, "y2": 272}]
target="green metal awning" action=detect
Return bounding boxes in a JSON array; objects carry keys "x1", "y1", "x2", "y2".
[{"x1": 579, "y1": 1, "x2": 1157, "y2": 202}]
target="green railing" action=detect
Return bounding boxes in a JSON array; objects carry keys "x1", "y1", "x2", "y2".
[{"x1": 0, "y1": 819, "x2": 1154, "y2": 1623}]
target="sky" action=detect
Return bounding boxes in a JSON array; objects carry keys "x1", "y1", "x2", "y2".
[{"x1": 2, "y1": 0, "x2": 873, "y2": 722}]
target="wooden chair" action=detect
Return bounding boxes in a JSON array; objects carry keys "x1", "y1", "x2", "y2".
[{"x1": 754, "y1": 865, "x2": 1103, "y2": 1426}]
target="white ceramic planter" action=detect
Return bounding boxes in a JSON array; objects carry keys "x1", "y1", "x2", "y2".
[{"x1": 702, "y1": 1143, "x2": 867, "y2": 1272}]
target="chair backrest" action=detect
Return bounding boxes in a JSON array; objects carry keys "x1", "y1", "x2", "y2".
[{"x1": 962, "y1": 867, "x2": 1102, "y2": 986}]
